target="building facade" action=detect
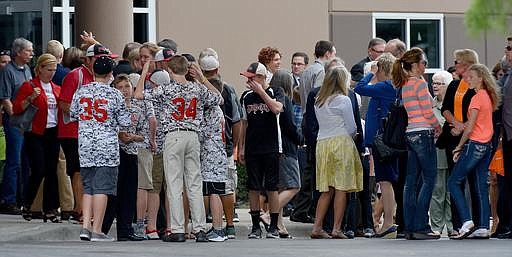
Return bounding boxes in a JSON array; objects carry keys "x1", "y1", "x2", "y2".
[{"x1": 0, "y1": 0, "x2": 507, "y2": 93}]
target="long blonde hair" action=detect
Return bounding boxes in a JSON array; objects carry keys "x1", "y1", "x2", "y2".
[
  {"x1": 315, "y1": 65, "x2": 350, "y2": 108},
  {"x1": 468, "y1": 64, "x2": 502, "y2": 111}
]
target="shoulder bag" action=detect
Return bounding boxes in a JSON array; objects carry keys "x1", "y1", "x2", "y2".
[
  {"x1": 382, "y1": 87, "x2": 408, "y2": 150},
  {"x1": 10, "y1": 81, "x2": 39, "y2": 132}
]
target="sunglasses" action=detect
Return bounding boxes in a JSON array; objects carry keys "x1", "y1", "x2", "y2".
[
  {"x1": 420, "y1": 60, "x2": 428, "y2": 67},
  {"x1": 506, "y1": 46, "x2": 512, "y2": 51},
  {"x1": 0, "y1": 50, "x2": 10, "y2": 56},
  {"x1": 454, "y1": 60, "x2": 462, "y2": 65}
]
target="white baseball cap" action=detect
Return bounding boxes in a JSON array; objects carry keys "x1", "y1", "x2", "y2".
[
  {"x1": 149, "y1": 69, "x2": 170, "y2": 85},
  {"x1": 199, "y1": 55, "x2": 220, "y2": 71}
]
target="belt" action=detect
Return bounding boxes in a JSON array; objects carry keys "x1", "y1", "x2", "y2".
[{"x1": 168, "y1": 128, "x2": 197, "y2": 133}]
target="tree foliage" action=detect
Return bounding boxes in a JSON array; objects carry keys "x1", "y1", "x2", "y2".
[{"x1": 465, "y1": 0, "x2": 512, "y2": 37}]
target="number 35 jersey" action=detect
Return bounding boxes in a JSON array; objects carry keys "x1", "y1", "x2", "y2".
[
  {"x1": 70, "y1": 82, "x2": 131, "y2": 167},
  {"x1": 145, "y1": 81, "x2": 221, "y2": 133}
]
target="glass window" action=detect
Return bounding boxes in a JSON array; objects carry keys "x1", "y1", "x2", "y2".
[
  {"x1": 133, "y1": 0, "x2": 147, "y2": 8},
  {"x1": 0, "y1": 12, "x2": 42, "y2": 57},
  {"x1": 375, "y1": 19, "x2": 406, "y2": 43},
  {"x1": 410, "y1": 20, "x2": 440, "y2": 68},
  {"x1": 52, "y1": 0, "x2": 62, "y2": 6},
  {"x1": 69, "y1": 12, "x2": 75, "y2": 46},
  {"x1": 52, "y1": 12, "x2": 62, "y2": 43},
  {"x1": 134, "y1": 13, "x2": 148, "y2": 43},
  {"x1": 69, "y1": 0, "x2": 74, "y2": 6}
]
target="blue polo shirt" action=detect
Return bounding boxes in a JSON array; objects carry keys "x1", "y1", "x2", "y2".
[{"x1": 0, "y1": 61, "x2": 32, "y2": 100}]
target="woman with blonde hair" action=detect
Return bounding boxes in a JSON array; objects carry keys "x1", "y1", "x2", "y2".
[
  {"x1": 310, "y1": 65, "x2": 363, "y2": 239},
  {"x1": 391, "y1": 48, "x2": 441, "y2": 240},
  {"x1": 448, "y1": 64, "x2": 501, "y2": 239},
  {"x1": 355, "y1": 52, "x2": 399, "y2": 238},
  {"x1": 13, "y1": 54, "x2": 61, "y2": 222}
]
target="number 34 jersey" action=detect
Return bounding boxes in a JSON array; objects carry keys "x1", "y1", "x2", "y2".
[
  {"x1": 145, "y1": 81, "x2": 221, "y2": 133},
  {"x1": 70, "y1": 82, "x2": 131, "y2": 167}
]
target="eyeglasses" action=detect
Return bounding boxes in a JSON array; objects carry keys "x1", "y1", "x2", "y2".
[
  {"x1": 454, "y1": 60, "x2": 462, "y2": 65},
  {"x1": 506, "y1": 46, "x2": 512, "y2": 51},
  {"x1": 371, "y1": 48, "x2": 384, "y2": 54},
  {"x1": 291, "y1": 62, "x2": 305, "y2": 66},
  {"x1": 432, "y1": 82, "x2": 445, "y2": 85}
]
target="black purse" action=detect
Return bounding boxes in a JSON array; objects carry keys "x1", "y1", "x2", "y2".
[
  {"x1": 382, "y1": 87, "x2": 408, "y2": 150},
  {"x1": 9, "y1": 81, "x2": 39, "y2": 132}
]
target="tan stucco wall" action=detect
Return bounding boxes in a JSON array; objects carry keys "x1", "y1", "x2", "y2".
[
  {"x1": 330, "y1": 0, "x2": 472, "y2": 13},
  {"x1": 156, "y1": 0, "x2": 329, "y2": 95},
  {"x1": 74, "y1": 0, "x2": 133, "y2": 57}
]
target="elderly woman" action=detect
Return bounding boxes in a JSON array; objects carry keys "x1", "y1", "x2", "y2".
[
  {"x1": 354, "y1": 52, "x2": 398, "y2": 238},
  {"x1": 440, "y1": 49, "x2": 479, "y2": 235},
  {"x1": 13, "y1": 54, "x2": 61, "y2": 222},
  {"x1": 429, "y1": 70, "x2": 455, "y2": 236},
  {"x1": 310, "y1": 65, "x2": 363, "y2": 239}
]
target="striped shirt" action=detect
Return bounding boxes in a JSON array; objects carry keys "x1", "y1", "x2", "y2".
[{"x1": 402, "y1": 77, "x2": 439, "y2": 132}]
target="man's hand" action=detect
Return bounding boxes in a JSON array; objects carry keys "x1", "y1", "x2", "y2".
[
  {"x1": 80, "y1": 31, "x2": 99, "y2": 45},
  {"x1": 188, "y1": 63, "x2": 206, "y2": 83},
  {"x1": 246, "y1": 80, "x2": 264, "y2": 94}
]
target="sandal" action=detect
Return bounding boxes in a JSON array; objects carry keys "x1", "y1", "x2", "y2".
[
  {"x1": 311, "y1": 230, "x2": 332, "y2": 239},
  {"x1": 330, "y1": 230, "x2": 348, "y2": 239}
]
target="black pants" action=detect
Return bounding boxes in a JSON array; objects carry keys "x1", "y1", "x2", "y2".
[
  {"x1": 497, "y1": 135, "x2": 512, "y2": 233},
  {"x1": 344, "y1": 155, "x2": 374, "y2": 231},
  {"x1": 24, "y1": 127, "x2": 60, "y2": 212},
  {"x1": 291, "y1": 146, "x2": 315, "y2": 219},
  {"x1": 392, "y1": 151, "x2": 407, "y2": 233},
  {"x1": 102, "y1": 149, "x2": 138, "y2": 237}
]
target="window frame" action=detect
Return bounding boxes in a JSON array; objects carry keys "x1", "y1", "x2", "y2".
[
  {"x1": 372, "y1": 12, "x2": 444, "y2": 73},
  {"x1": 52, "y1": 0, "x2": 156, "y2": 48}
]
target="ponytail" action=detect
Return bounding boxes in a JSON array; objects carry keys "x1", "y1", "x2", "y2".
[{"x1": 391, "y1": 59, "x2": 407, "y2": 87}]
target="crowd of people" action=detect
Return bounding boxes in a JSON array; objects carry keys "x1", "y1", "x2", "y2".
[{"x1": 0, "y1": 31, "x2": 511, "y2": 243}]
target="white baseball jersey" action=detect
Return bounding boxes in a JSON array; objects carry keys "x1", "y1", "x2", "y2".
[{"x1": 70, "y1": 82, "x2": 131, "y2": 167}]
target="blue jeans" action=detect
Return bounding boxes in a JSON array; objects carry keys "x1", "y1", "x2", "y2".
[
  {"x1": 0, "y1": 115, "x2": 24, "y2": 205},
  {"x1": 403, "y1": 130, "x2": 437, "y2": 233},
  {"x1": 448, "y1": 140, "x2": 491, "y2": 229}
]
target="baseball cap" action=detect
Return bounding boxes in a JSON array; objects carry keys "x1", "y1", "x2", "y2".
[
  {"x1": 154, "y1": 48, "x2": 175, "y2": 62},
  {"x1": 199, "y1": 55, "x2": 219, "y2": 71},
  {"x1": 0, "y1": 50, "x2": 10, "y2": 56},
  {"x1": 86, "y1": 44, "x2": 119, "y2": 59},
  {"x1": 93, "y1": 55, "x2": 115, "y2": 75},
  {"x1": 240, "y1": 62, "x2": 267, "y2": 78},
  {"x1": 149, "y1": 69, "x2": 170, "y2": 85}
]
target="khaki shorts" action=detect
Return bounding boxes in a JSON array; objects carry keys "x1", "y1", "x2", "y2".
[
  {"x1": 137, "y1": 148, "x2": 153, "y2": 190},
  {"x1": 150, "y1": 153, "x2": 165, "y2": 193},
  {"x1": 222, "y1": 155, "x2": 237, "y2": 195}
]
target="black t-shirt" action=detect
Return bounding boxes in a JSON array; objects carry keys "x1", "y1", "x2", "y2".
[
  {"x1": 220, "y1": 83, "x2": 242, "y2": 157},
  {"x1": 241, "y1": 86, "x2": 285, "y2": 155}
]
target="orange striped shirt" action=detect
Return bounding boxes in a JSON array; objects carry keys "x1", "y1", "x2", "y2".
[{"x1": 402, "y1": 77, "x2": 439, "y2": 132}]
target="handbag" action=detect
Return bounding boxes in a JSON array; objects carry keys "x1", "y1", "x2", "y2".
[
  {"x1": 9, "y1": 81, "x2": 39, "y2": 132},
  {"x1": 372, "y1": 133, "x2": 404, "y2": 162},
  {"x1": 382, "y1": 87, "x2": 408, "y2": 150}
]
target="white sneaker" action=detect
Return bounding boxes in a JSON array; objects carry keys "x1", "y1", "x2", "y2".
[
  {"x1": 460, "y1": 220, "x2": 475, "y2": 234},
  {"x1": 467, "y1": 228, "x2": 490, "y2": 239}
]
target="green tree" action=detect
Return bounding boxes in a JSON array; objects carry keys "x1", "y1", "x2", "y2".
[{"x1": 465, "y1": 0, "x2": 512, "y2": 37}]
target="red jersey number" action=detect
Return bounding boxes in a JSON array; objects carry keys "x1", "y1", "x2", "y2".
[
  {"x1": 79, "y1": 98, "x2": 109, "y2": 122},
  {"x1": 171, "y1": 97, "x2": 197, "y2": 121}
]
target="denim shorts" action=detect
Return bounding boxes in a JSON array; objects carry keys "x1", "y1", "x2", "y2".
[{"x1": 81, "y1": 166, "x2": 118, "y2": 196}]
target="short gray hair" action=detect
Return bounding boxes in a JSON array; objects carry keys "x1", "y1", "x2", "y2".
[
  {"x1": 12, "y1": 38, "x2": 32, "y2": 55},
  {"x1": 432, "y1": 70, "x2": 453, "y2": 85}
]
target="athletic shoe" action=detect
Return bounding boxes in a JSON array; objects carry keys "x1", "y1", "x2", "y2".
[
  {"x1": 363, "y1": 228, "x2": 375, "y2": 238},
  {"x1": 233, "y1": 212, "x2": 240, "y2": 223},
  {"x1": 79, "y1": 228, "x2": 91, "y2": 241},
  {"x1": 90, "y1": 232, "x2": 115, "y2": 242},
  {"x1": 207, "y1": 229, "x2": 226, "y2": 242},
  {"x1": 266, "y1": 227, "x2": 279, "y2": 239},
  {"x1": 248, "y1": 227, "x2": 262, "y2": 239},
  {"x1": 225, "y1": 225, "x2": 236, "y2": 239},
  {"x1": 195, "y1": 230, "x2": 209, "y2": 242},
  {"x1": 133, "y1": 222, "x2": 146, "y2": 239},
  {"x1": 467, "y1": 228, "x2": 490, "y2": 239}
]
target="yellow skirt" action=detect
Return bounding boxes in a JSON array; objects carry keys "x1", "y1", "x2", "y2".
[{"x1": 316, "y1": 134, "x2": 363, "y2": 193}]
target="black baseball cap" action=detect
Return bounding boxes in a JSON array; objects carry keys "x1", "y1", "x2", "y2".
[
  {"x1": 93, "y1": 56, "x2": 115, "y2": 75},
  {"x1": 86, "y1": 44, "x2": 119, "y2": 59}
]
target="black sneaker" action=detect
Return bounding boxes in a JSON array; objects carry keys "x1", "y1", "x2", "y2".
[
  {"x1": 162, "y1": 233, "x2": 186, "y2": 242},
  {"x1": 248, "y1": 227, "x2": 262, "y2": 239},
  {"x1": 344, "y1": 230, "x2": 355, "y2": 239},
  {"x1": 266, "y1": 227, "x2": 279, "y2": 239},
  {"x1": 195, "y1": 230, "x2": 208, "y2": 242},
  {"x1": 0, "y1": 203, "x2": 21, "y2": 215}
]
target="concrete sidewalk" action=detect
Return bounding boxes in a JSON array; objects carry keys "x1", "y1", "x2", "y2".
[{"x1": 0, "y1": 209, "x2": 313, "y2": 241}]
